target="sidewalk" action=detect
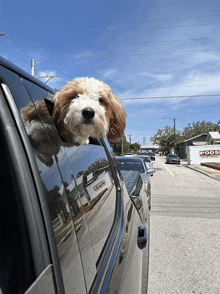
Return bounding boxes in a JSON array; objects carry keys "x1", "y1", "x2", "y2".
[{"x1": 183, "y1": 161, "x2": 220, "y2": 182}]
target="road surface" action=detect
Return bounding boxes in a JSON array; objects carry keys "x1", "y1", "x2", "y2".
[{"x1": 148, "y1": 156, "x2": 220, "y2": 294}]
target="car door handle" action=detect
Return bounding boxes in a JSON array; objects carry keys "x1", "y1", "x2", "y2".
[{"x1": 137, "y1": 226, "x2": 147, "y2": 249}]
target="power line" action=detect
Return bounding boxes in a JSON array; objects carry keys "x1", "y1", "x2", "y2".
[
  {"x1": 6, "y1": 22, "x2": 220, "y2": 38},
  {"x1": 120, "y1": 94, "x2": 220, "y2": 100},
  {"x1": 1, "y1": 37, "x2": 213, "y2": 49},
  {"x1": 65, "y1": 46, "x2": 220, "y2": 59},
  {"x1": 4, "y1": 13, "x2": 220, "y2": 33}
]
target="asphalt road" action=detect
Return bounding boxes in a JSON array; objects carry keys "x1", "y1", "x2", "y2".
[{"x1": 148, "y1": 155, "x2": 220, "y2": 294}]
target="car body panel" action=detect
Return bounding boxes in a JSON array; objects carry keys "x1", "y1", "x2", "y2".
[{"x1": 0, "y1": 56, "x2": 150, "y2": 294}]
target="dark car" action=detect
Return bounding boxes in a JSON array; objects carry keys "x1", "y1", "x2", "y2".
[
  {"x1": 146, "y1": 152, "x2": 155, "y2": 161},
  {"x1": 115, "y1": 156, "x2": 156, "y2": 210},
  {"x1": 166, "y1": 154, "x2": 180, "y2": 164},
  {"x1": 0, "y1": 56, "x2": 150, "y2": 294}
]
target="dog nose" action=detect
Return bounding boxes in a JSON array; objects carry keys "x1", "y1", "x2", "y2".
[{"x1": 82, "y1": 108, "x2": 95, "y2": 120}]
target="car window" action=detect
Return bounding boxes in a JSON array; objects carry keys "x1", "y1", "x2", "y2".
[
  {"x1": 21, "y1": 80, "x2": 118, "y2": 292},
  {"x1": 64, "y1": 141, "x2": 117, "y2": 264},
  {"x1": 117, "y1": 160, "x2": 145, "y2": 173},
  {"x1": 142, "y1": 157, "x2": 151, "y2": 162},
  {"x1": 3, "y1": 76, "x2": 87, "y2": 294},
  {"x1": 0, "y1": 69, "x2": 48, "y2": 293}
]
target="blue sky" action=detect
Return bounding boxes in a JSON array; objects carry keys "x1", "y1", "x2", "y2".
[{"x1": 1, "y1": 0, "x2": 220, "y2": 145}]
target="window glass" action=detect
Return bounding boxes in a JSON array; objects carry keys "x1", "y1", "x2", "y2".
[
  {"x1": 2, "y1": 71, "x2": 118, "y2": 292},
  {"x1": 65, "y1": 143, "x2": 117, "y2": 265},
  {"x1": 5, "y1": 76, "x2": 87, "y2": 294}
]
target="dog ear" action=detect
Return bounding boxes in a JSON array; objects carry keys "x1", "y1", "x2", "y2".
[
  {"x1": 107, "y1": 94, "x2": 126, "y2": 141},
  {"x1": 44, "y1": 98, "x2": 54, "y2": 117}
]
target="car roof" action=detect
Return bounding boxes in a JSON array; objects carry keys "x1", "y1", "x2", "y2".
[{"x1": 0, "y1": 56, "x2": 55, "y2": 94}]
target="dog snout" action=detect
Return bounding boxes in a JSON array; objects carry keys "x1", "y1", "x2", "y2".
[{"x1": 82, "y1": 107, "x2": 95, "y2": 120}]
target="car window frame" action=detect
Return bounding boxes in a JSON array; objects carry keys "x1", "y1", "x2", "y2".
[{"x1": 0, "y1": 74, "x2": 65, "y2": 294}]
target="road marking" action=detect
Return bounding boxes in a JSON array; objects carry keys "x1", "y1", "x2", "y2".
[{"x1": 157, "y1": 157, "x2": 175, "y2": 176}]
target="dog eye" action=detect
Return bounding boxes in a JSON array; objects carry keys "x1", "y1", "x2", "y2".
[{"x1": 99, "y1": 98, "x2": 103, "y2": 103}]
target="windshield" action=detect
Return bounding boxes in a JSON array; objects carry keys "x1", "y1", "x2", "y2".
[
  {"x1": 168, "y1": 154, "x2": 179, "y2": 157},
  {"x1": 116, "y1": 160, "x2": 145, "y2": 173},
  {"x1": 140, "y1": 157, "x2": 151, "y2": 162}
]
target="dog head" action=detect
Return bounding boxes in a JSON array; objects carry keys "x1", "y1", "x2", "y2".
[{"x1": 52, "y1": 77, "x2": 126, "y2": 143}]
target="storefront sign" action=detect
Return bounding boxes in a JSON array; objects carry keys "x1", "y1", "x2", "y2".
[
  {"x1": 93, "y1": 179, "x2": 106, "y2": 191},
  {"x1": 200, "y1": 150, "x2": 220, "y2": 157}
]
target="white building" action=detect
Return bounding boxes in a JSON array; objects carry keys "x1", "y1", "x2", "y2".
[{"x1": 207, "y1": 131, "x2": 220, "y2": 145}]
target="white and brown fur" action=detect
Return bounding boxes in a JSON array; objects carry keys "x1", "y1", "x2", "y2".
[{"x1": 21, "y1": 77, "x2": 126, "y2": 166}]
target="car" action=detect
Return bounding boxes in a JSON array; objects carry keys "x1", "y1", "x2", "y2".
[
  {"x1": 145, "y1": 152, "x2": 155, "y2": 161},
  {"x1": 135, "y1": 155, "x2": 153, "y2": 170},
  {"x1": 0, "y1": 56, "x2": 150, "y2": 294},
  {"x1": 166, "y1": 154, "x2": 180, "y2": 164},
  {"x1": 115, "y1": 156, "x2": 156, "y2": 210},
  {"x1": 124, "y1": 152, "x2": 133, "y2": 157}
]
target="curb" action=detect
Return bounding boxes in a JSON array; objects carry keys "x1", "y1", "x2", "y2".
[
  {"x1": 201, "y1": 162, "x2": 220, "y2": 171},
  {"x1": 185, "y1": 165, "x2": 220, "y2": 182}
]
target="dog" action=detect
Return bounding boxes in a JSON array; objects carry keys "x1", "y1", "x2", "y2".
[
  {"x1": 52, "y1": 77, "x2": 126, "y2": 145},
  {"x1": 21, "y1": 77, "x2": 126, "y2": 166}
]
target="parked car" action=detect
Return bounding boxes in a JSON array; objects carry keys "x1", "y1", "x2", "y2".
[
  {"x1": 135, "y1": 155, "x2": 153, "y2": 169},
  {"x1": 115, "y1": 156, "x2": 156, "y2": 210},
  {"x1": 145, "y1": 152, "x2": 155, "y2": 161},
  {"x1": 166, "y1": 154, "x2": 180, "y2": 164},
  {"x1": 124, "y1": 152, "x2": 133, "y2": 157},
  {"x1": 0, "y1": 56, "x2": 150, "y2": 294}
]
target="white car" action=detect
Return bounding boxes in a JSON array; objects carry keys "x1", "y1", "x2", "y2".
[{"x1": 124, "y1": 153, "x2": 133, "y2": 157}]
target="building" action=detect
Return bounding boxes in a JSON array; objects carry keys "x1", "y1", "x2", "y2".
[
  {"x1": 179, "y1": 133, "x2": 207, "y2": 158},
  {"x1": 140, "y1": 145, "x2": 159, "y2": 153},
  {"x1": 207, "y1": 131, "x2": 220, "y2": 145}
]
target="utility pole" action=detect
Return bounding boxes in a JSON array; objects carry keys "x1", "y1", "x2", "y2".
[
  {"x1": 31, "y1": 59, "x2": 35, "y2": 76},
  {"x1": 31, "y1": 59, "x2": 57, "y2": 83},
  {"x1": 129, "y1": 135, "x2": 131, "y2": 144},
  {"x1": 36, "y1": 75, "x2": 57, "y2": 83},
  {"x1": 174, "y1": 118, "x2": 176, "y2": 154},
  {"x1": 122, "y1": 135, "x2": 124, "y2": 156}
]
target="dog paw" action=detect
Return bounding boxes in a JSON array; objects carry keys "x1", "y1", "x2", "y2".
[{"x1": 74, "y1": 136, "x2": 89, "y2": 145}]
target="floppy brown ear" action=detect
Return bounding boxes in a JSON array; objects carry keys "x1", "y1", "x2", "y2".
[{"x1": 107, "y1": 94, "x2": 126, "y2": 141}]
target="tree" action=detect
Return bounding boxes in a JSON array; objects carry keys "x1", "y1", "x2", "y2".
[
  {"x1": 109, "y1": 134, "x2": 131, "y2": 155},
  {"x1": 150, "y1": 125, "x2": 182, "y2": 155},
  {"x1": 182, "y1": 120, "x2": 220, "y2": 140},
  {"x1": 130, "y1": 142, "x2": 140, "y2": 153}
]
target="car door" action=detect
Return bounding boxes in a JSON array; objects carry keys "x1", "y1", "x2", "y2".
[
  {"x1": 102, "y1": 140, "x2": 150, "y2": 294},
  {"x1": 0, "y1": 70, "x2": 58, "y2": 293},
  {"x1": 21, "y1": 77, "x2": 122, "y2": 293},
  {"x1": 0, "y1": 65, "x2": 87, "y2": 294}
]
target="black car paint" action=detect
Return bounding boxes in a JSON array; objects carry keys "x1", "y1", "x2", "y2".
[{"x1": 0, "y1": 56, "x2": 150, "y2": 294}]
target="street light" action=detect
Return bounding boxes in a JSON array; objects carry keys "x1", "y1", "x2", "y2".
[{"x1": 163, "y1": 118, "x2": 176, "y2": 154}]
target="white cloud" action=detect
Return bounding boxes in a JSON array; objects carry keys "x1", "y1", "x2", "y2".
[{"x1": 102, "y1": 68, "x2": 118, "y2": 79}]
